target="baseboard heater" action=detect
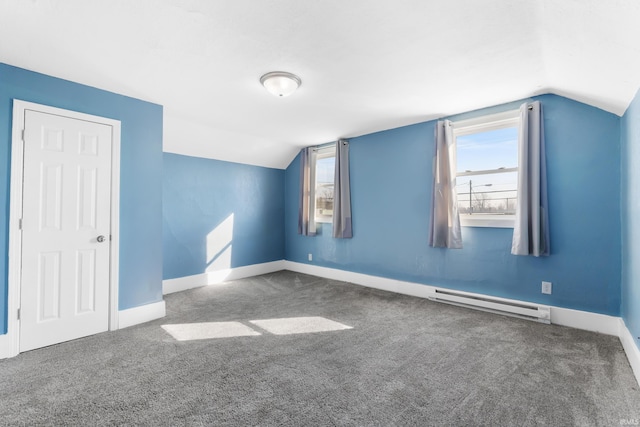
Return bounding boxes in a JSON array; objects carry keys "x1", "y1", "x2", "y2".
[{"x1": 428, "y1": 288, "x2": 551, "y2": 324}]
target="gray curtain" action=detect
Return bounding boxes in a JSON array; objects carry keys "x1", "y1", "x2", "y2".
[
  {"x1": 511, "y1": 101, "x2": 550, "y2": 256},
  {"x1": 297, "y1": 147, "x2": 316, "y2": 236},
  {"x1": 429, "y1": 120, "x2": 462, "y2": 248},
  {"x1": 332, "y1": 140, "x2": 352, "y2": 238}
]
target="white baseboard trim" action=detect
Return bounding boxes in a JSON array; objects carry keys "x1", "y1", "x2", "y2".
[
  {"x1": 283, "y1": 261, "x2": 436, "y2": 299},
  {"x1": 1, "y1": 300, "x2": 167, "y2": 357},
  {"x1": 283, "y1": 261, "x2": 620, "y2": 336},
  {"x1": 163, "y1": 260, "x2": 286, "y2": 295},
  {"x1": 619, "y1": 319, "x2": 640, "y2": 386},
  {"x1": 550, "y1": 306, "x2": 620, "y2": 336},
  {"x1": 118, "y1": 300, "x2": 166, "y2": 329}
]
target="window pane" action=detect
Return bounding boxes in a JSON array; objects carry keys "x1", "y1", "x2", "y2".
[
  {"x1": 315, "y1": 156, "x2": 335, "y2": 222},
  {"x1": 457, "y1": 127, "x2": 518, "y2": 173},
  {"x1": 456, "y1": 171, "x2": 517, "y2": 215}
]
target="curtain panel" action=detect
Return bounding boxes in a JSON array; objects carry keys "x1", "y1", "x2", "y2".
[
  {"x1": 429, "y1": 120, "x2": 462, "y2": 249},
  {"x1": 297, "y1": 147, "x2": 316, "y2": 236},
  {"x1": 511, "y1": 101, "x2": 550, "y2": 256},
  {"x1": 332, "y1": 140, "x2": 353, "y2": 238}
]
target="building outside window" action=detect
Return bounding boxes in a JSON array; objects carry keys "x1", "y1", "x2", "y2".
[
  {"x1": 311, "y1": 146, "x2": 335, "y2": 224},
  {"x1": 453, "y1": 111, "x2": 519, "y2": 228}
]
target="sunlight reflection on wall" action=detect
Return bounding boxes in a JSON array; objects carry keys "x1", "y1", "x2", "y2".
[{"x1": 206, "y1": 213, "x2": 234, "y2": 275}]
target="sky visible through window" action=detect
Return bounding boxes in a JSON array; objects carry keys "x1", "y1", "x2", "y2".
[
  {"x1": 315, "y1": 155, "x2": 335, "y2": 221},
  {"x1": 456, "y1": 127, "x2": 518, "y2": 214},
  {"x1": 316, "y1": 156, "x2": 334, "y2": 184}
]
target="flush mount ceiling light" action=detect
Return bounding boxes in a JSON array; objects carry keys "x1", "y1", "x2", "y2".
[{"x1": 260, "y1": 71, "x2": 302, "y2": 97}]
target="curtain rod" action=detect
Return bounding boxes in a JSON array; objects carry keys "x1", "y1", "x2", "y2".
[{"x1": 312, "y1": 139, "x2": 348, "y2": 150}]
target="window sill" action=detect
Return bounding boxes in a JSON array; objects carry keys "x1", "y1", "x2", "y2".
[{"x1": 460, "y1": 214, "x2": 514, "y2": 228}]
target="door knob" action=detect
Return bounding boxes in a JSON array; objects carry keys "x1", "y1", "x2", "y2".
[{"x1": 97, "y1": 235, "x2": 106, "y2": 243}]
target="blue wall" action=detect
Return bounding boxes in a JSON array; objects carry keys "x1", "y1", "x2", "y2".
[
  {"x1": 285, "y1": 94, "x2": 621, "y2": 315},
  {"x1": 0, "y1": 63, "x2": 164, "y2": 334},
  {"x1": 163, "y1": 153, "x2": 284, "y2": 280},
  {"x1": 0, "y1": 62, "x2": 625, "y2": 336},
  {"x1": 622, "y1": 89, "x2": 640, "y2": 348}
]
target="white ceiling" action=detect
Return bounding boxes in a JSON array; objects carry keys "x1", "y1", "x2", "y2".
[{"x1": 2, "y1": 0, "x2": 640, "y2": 169}]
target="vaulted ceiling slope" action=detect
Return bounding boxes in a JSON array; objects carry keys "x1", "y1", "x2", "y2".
[{"x1": 1, "y1": 1, "x2": 639, "y2": 169}]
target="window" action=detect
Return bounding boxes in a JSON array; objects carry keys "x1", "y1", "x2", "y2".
[
  {"x1": 310, "y1": 145, "x2": 335, "y2": 223},
  {"x1": 453, "y1": 110, "x2": 519, "y2": 228}
]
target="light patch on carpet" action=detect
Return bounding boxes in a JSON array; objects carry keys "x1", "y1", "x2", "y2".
[
  {"x1": 161, "y1": 321, "x2": 261, "y2": 341},
  {"x1": 249, "y1": 316, "x2": 353, "y2": 335}
]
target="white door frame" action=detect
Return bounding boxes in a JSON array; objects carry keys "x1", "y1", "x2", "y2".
[{"x1": 4, "y1": 100, "x2": 121, "y2": 358}]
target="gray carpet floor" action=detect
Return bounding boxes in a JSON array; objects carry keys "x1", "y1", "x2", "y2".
[{"x1": 1, "y1": 270, "x2": 639, "y2": 426}]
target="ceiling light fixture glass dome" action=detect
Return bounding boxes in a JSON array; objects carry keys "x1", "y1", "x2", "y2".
[{"x1": 260, "y1": 71, "x2": 302, "y2": 97}]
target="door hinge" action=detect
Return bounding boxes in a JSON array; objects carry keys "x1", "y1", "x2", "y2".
[
  {"x1": 18, "y1": 218, "x2": 22, "y2": 230},
  {"x1": 17, "y1": 308, "x2": 20, "y2": 320},
  {"x1": 21, "y1": 129, "x2": 25, "y2": 141}
]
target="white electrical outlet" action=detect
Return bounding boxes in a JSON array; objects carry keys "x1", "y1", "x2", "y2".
[
  {"x1": 542, "y1": 281, "x2": 552, "y2": 294},
  {"x1": 308, "y1": 253, "x2": 313, "y2": 261}
]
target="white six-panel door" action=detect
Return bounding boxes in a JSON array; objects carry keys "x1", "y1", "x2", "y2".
[{"x1": 19, "y1": 110, "x2": 113, "y2": 352}]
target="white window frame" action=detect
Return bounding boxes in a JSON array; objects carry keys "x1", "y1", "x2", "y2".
[
  {"x1": 452, "y1": 110, "x2": 519, "y2": 228},
  {"x1": 310, "y1": 145, "x2": 335, "y2": 224}
]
